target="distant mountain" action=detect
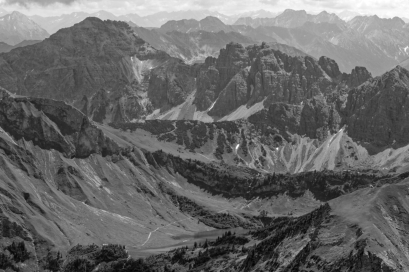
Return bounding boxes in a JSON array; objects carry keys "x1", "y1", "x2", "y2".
[
  {"x1": 151, "y1": 12, "x2": 404, "y2": 75},
  {"x1": 233, "y1": 17, "x2": 277, "y2": 28},
  {"x1": 337, "y1": 10, "x2": 360, "y2": 21},
  {"x1": 143, "y1": 10, "x2": 236, "y2": 27},
  {"x1": 399, "y1": 58, "x2": 409, "y2": 70},
  {"x1": 117, "y1": 13, "x2": 150, "y2": 27},
  {"x1": 402, "y1": 17, "x2": 409, "y2": 23},
  {"x1": 233, "y1": 9, "x2": 346, "y2": 29},
  {"x1": 29, "y1": 10, "x2": 119, "y2": 34},
  {"x1": 133, "y1": 26, "x2": 255, "y2": 63},
  {"x1": 0, "y1": 41, "x2": 12, "y2": 53},
  {"x1": 0, "y1": 11, "x2": 49, "y2": 45},
  {"x1": 348, "y1": 15, "x2": 405, "y2": 34},
  {"x1": 341, "y1": 16, "x2": 409, "y2": 66},
  {"x1": 29, "y1": 9, "x2": 238, "y2": 34},
  {"x1": 160, "y1": 16, "x2": 235, "y2": 33}
]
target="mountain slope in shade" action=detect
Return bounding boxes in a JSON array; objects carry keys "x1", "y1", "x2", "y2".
[
  {"x1": 344, "y1": 66, "x2": 409, "y2": 152},
  {"x1": 0, "y1": 11, "x2": 49, "y2": 45}
]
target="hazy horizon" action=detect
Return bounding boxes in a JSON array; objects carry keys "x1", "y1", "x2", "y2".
[{"x1": 0, "y1": 0, "x2": 407, "y2": 19}]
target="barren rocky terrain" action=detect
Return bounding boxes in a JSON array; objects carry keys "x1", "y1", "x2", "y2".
[{"x1": 0, "y1": 14, "x2": 409, "y2": 272}]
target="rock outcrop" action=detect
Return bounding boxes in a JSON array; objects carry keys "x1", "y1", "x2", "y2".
[
  {"x1": 200, "y1": 42, "x2": 371, "y2": 117},
  {"x1": 0, "y1": 89, "x2": 121, "y2": 158},
  {"x1": 344, "y1": 66, "x2": 409, "y2": 151}
]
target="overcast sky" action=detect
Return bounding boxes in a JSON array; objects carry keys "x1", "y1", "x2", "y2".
[{"x1": 0, "y1": 0, "x2": 408, "y2": 18}]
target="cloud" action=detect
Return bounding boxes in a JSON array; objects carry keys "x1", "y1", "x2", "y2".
[
  {"x1": 260, "y1": 0, "x2": 280, "y2": 5},
  {"x1": 4, "y1": 0, "x2": 76, "y2": 7},
  {"x1": 0, "y1": 0, "x2": 407, "y2": 19},
  {"x1": 301, "y1": 0, "x2": 352, "y2": 9}
]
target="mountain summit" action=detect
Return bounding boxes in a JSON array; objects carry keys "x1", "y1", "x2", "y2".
[{"x1": 0, "y1": 11, "x2": 48, "y2": 45}]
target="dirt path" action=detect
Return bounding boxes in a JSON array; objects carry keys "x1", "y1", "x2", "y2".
[
  {"x1": 140, "y1": 208, "x2": 229, "y2": 247},
  {"x1": 140, "y1": 216, "x2": 193, "y2": 247}
]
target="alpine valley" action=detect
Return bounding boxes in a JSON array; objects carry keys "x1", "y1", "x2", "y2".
[{"x1": 0, "y1": 7, "x2": 409, "y2": 272}]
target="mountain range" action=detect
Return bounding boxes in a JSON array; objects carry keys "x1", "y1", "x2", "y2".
[
  {"x1": 1, "y1": 11, "x2": 409, "y2": 272},
  {"x1": 28, "y1": 9, "x2": 242, "y2": 34},
  {"x1": 146, "y1": 12, "x2": 408, "y2": 76},
  {"x1": 0, "y1": 8, "x2": 408, "y2": 76}
]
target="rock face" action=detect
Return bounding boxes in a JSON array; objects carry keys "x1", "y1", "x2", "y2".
[
  {"x1": 198, "y1": 42, "x2": 371, "y2": 117},
  {"x1": 0, "y1": 11, "x2": 49, "y2": 45},
  {"x1": 0, "y1": 89, "x2": 120, "y2": 158},
  {"x1": 194, "y1": 57, "x2": 220, "y2": 111},
  {"x1": 344, "y1": 66, "x2": 409, "y2": 151},
  {"x1": 194, "y1": 43, "x2": 250, "y2": 112},
  {"x1": 147, "y1": 58, "x2": 196, "y2": 110},
  {"x1": 247, "y1": 95, "x2": 341, "y2": 141}
]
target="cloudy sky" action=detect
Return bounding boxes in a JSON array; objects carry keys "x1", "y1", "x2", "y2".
[{"x1": 0, "y1": 0, "x2": 408, "y2": 18}]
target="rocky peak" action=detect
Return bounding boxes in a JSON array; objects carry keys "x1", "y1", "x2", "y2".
[
  {"x1": 343, "y1": 66, "x2": 372, "y2": 88},
  {"x1": 215, "y1": 42, "x2": 250, "y2": 91},
  {"x1": 318, "y1": 56, "x2": 342, "y2": 78},
  {"x1": 273, "y1": 9, "x2": 311, "y2": 28},
  {"x1": 160, "y1": 19, "x2": 199, "y2": 33},
  {"x1": 281, "y1": 9, "x2": 308, "y2": 16},
  {"x1": 348, "y1": 15, "x2": 406, "y2": 33},
  {"x1": 0, "y1": 11, "x2": 49, "y2": 45},
  {"x1": 9, "y1": 11, "x2": 27, "y2": 20},
  {"x1": 344, "y1": 65, "x2": 409, "y2": 151}
]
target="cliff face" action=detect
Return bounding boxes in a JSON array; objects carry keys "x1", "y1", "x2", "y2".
[
  {"x1": 0, "y1": 89, "x2": 121, "y2": 158},
  {"x1": 343, "y1": 66, "x2": 409, "y2": 151},
  {"x1": 193, "y1": 42, "x2": 372, "y2": 117},
  {"x1": 147, "y1": 58, "x2": 196, "y2": 110}
]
